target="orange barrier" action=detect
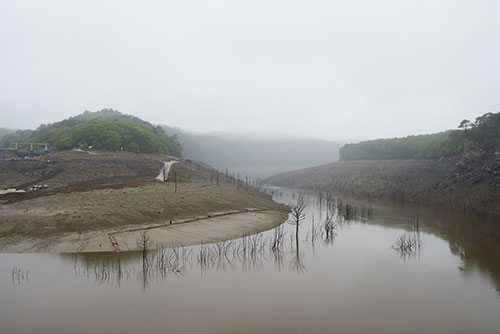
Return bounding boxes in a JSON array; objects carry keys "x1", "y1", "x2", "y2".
[{"x1": 50, "y1": 150, "x2": 67, "y2": 157}]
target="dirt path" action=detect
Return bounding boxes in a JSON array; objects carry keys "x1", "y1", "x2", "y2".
[{"x1": 155, "y1": 161, "x2": 178, "y2": 182}]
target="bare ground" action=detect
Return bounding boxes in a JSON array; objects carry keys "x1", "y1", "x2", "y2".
[
  {"x1": 266, "y1": 150, "x2": 500, "y2": 220},
  {"x1": 0, "y1": 150, "x2": 166, "y2": 190},
  {"x1": 0, "y1": 151, "x2": 288, "y2": 252}
]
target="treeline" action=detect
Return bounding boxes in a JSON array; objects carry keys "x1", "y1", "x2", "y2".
[
  {"x1": 0, "y1": 129, "x2": 34, "y2": 148},
  {"x1": 34, "y1": 108, "x2": 149, "y2": 133},
  {"x1": 1, "y1": 109, "x2": 182, "y2": 156},
  {"x1": 340, "y1": 112, "x2": 500, "y2": 160}
]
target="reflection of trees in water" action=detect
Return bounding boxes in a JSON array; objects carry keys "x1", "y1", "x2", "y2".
[
  {"x1": 10, "y1": 267, "x2": 30, "y2": 287},
  {"x1": 440, "y1": 214, "x2": 500, "y2": 292},
  {"x1": 61, "y1": 189, "x2": 500, "y2": 293},
  {"x1": 71, "y1": 253, "x2": 136, "y2": 288},
  {"x1": 66, "y1": 191, "x2": 376, "y2": 290},
  {"x1": 392, "y1": 232, "x2": 423, "y2": 262},
  {"x1": 391, "y1": 204, "x2": 424, "y2": 262},
  {"x1": 291, "y1": 247, "x2": 306, "y2": 273},
  {"x1": 385, "y1": 200, "x2": 500, "y2": 291},
  {"x1": 69, "y1": 217, "x2": 349, "y2": 290}
]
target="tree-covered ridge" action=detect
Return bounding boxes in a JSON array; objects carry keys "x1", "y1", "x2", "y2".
[
  {"x1": 33, "y1": 108, "x2": 148, "y2": 134},
  {"x1": 35, "y1": 119, "x2": 181, "y2": 155},
  {"x1": 340, "y1": 112, "x2": 500, "y2": 160},
  {"x1": 1, "y1": 109, "x2": 182, "y2": 156}
]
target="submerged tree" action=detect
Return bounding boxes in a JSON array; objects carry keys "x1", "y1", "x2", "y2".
[
  {"x1": 288, "y1": 195, "x2": 308, "y2": 250},
  {"x1": 287, "y1": 195, "x2": 308, "y2": 273}
]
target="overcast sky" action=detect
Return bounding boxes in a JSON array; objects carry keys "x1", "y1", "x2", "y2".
[{"x1": 1, "y1": 0, "x2": 499, "y2": 141}]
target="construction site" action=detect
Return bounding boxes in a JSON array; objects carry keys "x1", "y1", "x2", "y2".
[{"x1": 0, "y1": 142, "x2": 50, "y2": 159}]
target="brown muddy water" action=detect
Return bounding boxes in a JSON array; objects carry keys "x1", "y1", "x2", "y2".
[{"x1": 1, "y1": 188, "x2": 500, "y2": 333}]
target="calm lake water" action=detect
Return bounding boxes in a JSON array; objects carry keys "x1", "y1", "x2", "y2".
[{"x1": 1, "y1": 188, "x2": 500, "y2": 333}]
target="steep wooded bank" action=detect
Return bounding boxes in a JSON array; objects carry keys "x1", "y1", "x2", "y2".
[
  {"x1": 266, "y1": 149, "x2": 500, "y2": 221},
  {"x1": 340, "y1": 112, "x2": 499, "y2": 160}
]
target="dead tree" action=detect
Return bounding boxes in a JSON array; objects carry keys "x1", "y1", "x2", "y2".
[
  {"x1": 173, "y1": 169, "x2": 178, "y2": 193},
  {"x1": 288, "y1": 196, "x2": 308, "y2": 274},
  {"x1": 324, "y1": 209, "x2": 336, "y2": 241},
  {"x1": 288, "y1": 195, "x2": 308, "y2": 251}
]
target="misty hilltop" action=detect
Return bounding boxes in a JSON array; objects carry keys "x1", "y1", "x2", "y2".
[{"x1": 162, "y1": 125, "x2": 343, "y2": 178}]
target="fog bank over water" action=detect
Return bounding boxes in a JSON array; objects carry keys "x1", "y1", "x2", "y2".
[{"x1": 2, "y1": 0, "x2": 500, "y2": 141}]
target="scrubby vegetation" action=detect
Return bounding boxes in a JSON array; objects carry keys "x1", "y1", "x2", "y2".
[
  {"x1": 340, "y1": 112, "x2": 500, "y2": 160},
  {"x1": 1, "y1": 109, "x2": 182, "y2": 156}
]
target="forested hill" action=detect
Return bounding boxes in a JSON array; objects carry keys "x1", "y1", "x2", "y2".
[
  {"x1": 340, "y1": 112, "x2": 500, "y2": 160},
  {"x1": 1, "y1": 109, "x2": 182, "y2": 156}
]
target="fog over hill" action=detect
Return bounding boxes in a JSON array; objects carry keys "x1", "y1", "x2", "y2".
[
  {"x1": 162, "y1": 125, "x2": 342, "y2": 179},
  {"x1": 0, "y1": 129, "x2": 15, "y2": 138}
]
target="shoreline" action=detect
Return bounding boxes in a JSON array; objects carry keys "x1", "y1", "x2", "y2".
[
  {"x1": 0, "y1": 155, "x2": 289, "y2": 254},
  {"x1": 265, "y1": 157, "x2": 500, "y2": 221},
  {"x1": 0, "y1": 209, "x2": 288, "y2": 253}
]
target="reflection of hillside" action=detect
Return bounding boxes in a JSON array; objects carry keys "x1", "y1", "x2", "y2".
[
  {"x1": 364, "y1": 199, "x2": 500, "y2": 291},
  {"x1": 433, "y1": 213, "x2": 500, "y2": 291}
]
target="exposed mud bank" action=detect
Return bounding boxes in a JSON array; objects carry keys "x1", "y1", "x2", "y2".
[
  {"x1": 0, "y1": 210, "x2": 288, "y2": 253},
  {"x1": 0, "y1": 181, "x2": 288, "y2": 253},
  {"x1": 0, "y1": 151, "x2": 289, "y2": 252},
  {"x1": 266, "y1": 151, "x2": 500, "y2": 220}
]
